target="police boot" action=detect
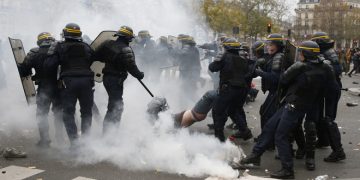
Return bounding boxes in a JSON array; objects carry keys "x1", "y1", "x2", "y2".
[
  {"x1": 325, "y1": 117, "x2": 345, "y2": 158},
  {"x1": 305, "y1": 151, "x2": 316, "y2": 171},
  {"x1": 214, "y1": 129, "x2": 226, "y2": 142},
  {"x1": 36, "y1": 139, "x2": 51, "y2": 148},
  {"x1": 270, "y1": 168, "x2": 295, "y2": 179},
  {"x1": 231, "y1": 128, "x2": 253, "y2": 141},
  {"x1": 37, "y1": 130, "x2": 51, "y2": 148},
  {"x1": 324, "y1": 149, "x2": 346, "y2": 162},
  {"x1": 240, "y1": 153, "x2": 261, "y2": 166}
]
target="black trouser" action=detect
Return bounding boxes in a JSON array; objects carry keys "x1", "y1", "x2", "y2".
[
  {"x1": 348, "y1": 61, "x2": 359, "y2": 76},
  {"x1": 36, "y1": 81, "x2": 62, "y2": 142},
  {"x1": 317, "y1": 80, "x2": 341, "y2": 146},
  {"x1": 253, "y1": 104, "x2": 305, "y2": 171},
  {"x1": 62, "y1": 76, "x2": 94, "y2": 141},
  {"x1": 103, "y1": 74, "x2": 125, "y2": 133},
  {"x1": 259, "y1": 91, "x2": 278, "y2": 130},
  {"x1": 324, "y1": 82, "x2": 343, "y2": 152},
  {"x1": 212, "y1": 85, "x2": 248, "y2": 141}
]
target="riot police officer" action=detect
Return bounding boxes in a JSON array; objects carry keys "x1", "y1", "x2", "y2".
[
  {"x1": 19, "y1": 32, "x2": 62, "y2": 147},
  {"x1": 251, "y1": 41, "x2": 267, "y2": 69},
  {"x1": 240, "y1": 41, "x2": 332, "y2": 179},
  {"x1": 311, "y1": 32, "x2": 346, "y2": 162},
  {"x1": 209, "y1": 38, "x2": 252, "y2": 142},
  {"x1": 45, "y1": 23, "x2": 95, "y2": 145},
  {"x1": 132, "y1": 30, "x2": 156, "y2": 74},
  {"x1": 172, "y1": 36, "x2": 201, "y2": 101},
  {"x1": 95, "y1": 26, "x2": 144, "y2": 133},
  {"x1": 254, "y1": 34, "x2": 285, "y2": 147}
]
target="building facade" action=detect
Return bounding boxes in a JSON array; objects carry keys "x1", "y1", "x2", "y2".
[{"x1": 294, "y1": 0, "x2": 360, "y2": 47}]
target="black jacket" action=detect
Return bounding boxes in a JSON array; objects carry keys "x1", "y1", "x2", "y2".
[
  {"x1": 280, "y1": 60, "x2": 333, "y2": 111},
  {"x1": 20, "y1": 45, "x2": 57, "y2": 84},
  {"x1": 95, "y1": 38, "x2": 143, "y2": 79},
  {"x1": 209, "y1": 50, "x2": 249, "y2": 87},
  {"x1": 46, "y1": 40, "x2": 94, "y2": 78}
]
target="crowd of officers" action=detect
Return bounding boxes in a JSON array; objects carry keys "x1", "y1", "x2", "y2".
[
  {"x1": 18, "y1": 22, "x2": 347, "y2": 179},
  {"x1": 18, "y1": 23, "x2": 203, "y2": 145}
]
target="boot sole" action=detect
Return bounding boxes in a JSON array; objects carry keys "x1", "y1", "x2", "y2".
[
  {"x1": 234, "y1": 163, "x2": 260, "y2": 170},
  {"x1": 324, "y1": 156, "x2": 346, "y2": 162},
  {"x1": 270, "y1": 175, "x2": 295, "y2": 179}
]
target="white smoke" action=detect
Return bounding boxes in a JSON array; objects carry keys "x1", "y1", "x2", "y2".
[{"x1": 0, "y1": 0, "x2": 243, "y2": 179}]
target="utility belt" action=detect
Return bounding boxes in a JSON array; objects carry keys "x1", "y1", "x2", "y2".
[
  {"x1": 57, "y1": 75, "x2": 94, "y2": 89},
  {"x1": 103, "y1": 71, "x2": 128, "y2": 77}
]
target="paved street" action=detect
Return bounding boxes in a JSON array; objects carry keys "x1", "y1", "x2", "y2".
[{"x1": 0, "y1": 75, "x2": 359, "y2": 180}]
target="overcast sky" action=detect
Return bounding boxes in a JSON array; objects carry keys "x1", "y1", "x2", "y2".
[{"x1": 286, "y1": 0, "x2": 298, "y2": 15}]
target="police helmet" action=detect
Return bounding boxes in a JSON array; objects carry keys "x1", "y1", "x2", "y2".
[
  {"x1": 182, "y1": 36, "x2": 196, "y2": 46},
  {"x1": 266, "y1": 33, "x2": 285, "y2": 48},
  {"x1": 37, "y1": 32, "x2": 55, "y2": 46},
  {"x1": 298, "y1": 41, "x2": 320, "y2": 60},
  {"x1": 222, "y1": 38, "x2": 241, "y2": 50},
  {"x1": 311, "y1": 32, "x2": 333, "y2": 45},
  {"x1": 251, "y1": 41, "x2": 265, "y2": 56},
  {"x1": 177, "y1": 34, "x2": 190, "y2": 43},
  {"x1": 138, "y1": 30, "x2": 151, "y2": 38},
  {"x1": 62, "y1": 23, "x2": 82, "y2": 40},
  {"x1": 115, "y1": 26, "x2": 135, "y2": 42}
]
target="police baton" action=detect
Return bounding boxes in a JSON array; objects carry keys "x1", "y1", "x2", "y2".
[
  {"x1": 138, "y1": 79, "x2": 154, "y2": 97},
  {"x1": 341, "y1": 88, "x2": 349, "y2": 91}
]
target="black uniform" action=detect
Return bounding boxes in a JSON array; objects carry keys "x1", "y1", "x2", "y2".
[
  {"x1": 209, "y1": 49, "x2": 250, "y2": 142},
  {"x1": 95, "y1": 38, "x2": 144, "y2": 133},
  {"x1": 244, "y1": 59, "x2": 331, "y2": 177},
  {"x1": 317, "y1": 47, "x2": 342, "y2": 147},
  {"x1": 19, "y1": 44, "x2": 62, "y2": 145},
  {"x1": 175, "y1": 44, "x2": 201, "y2": 84},
  {"x1": 257, "y1": 52, "x2": 283, "y2": 129},
  {"x1": 45, "y1": 39, "x2": 95, "y2": 142}
]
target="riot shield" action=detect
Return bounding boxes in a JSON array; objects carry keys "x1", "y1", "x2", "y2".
[
  {"x1": 90, "y1": 31, "x2": 117, "y2": 83},
  {"x1": 8, "y1": 37, "x2": 36, "y2": 105},
  {"x1": 283, "y1": 40, "x2": 297, "y2": 71}
]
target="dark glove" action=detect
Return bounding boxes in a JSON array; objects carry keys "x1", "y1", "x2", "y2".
[
  {"x1": 137, "y1": 72, "x2": 144, "y2": 80},
  {"x1": 255, "y1": 68, "x2": 265, "y2": 77}
]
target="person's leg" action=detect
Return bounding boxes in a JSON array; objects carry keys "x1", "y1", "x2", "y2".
[
  {"x1": 36, "y1": 87, "x2": 52, "y2": 146},
  {"x1": 61, "y1": 78, "x2": 79, "y2": 143},
  {"x1": 103, "y1": 75, "x2": 124, "y2": 133},
  {"x1": 272, "y1": 105, "x2": 304, "y2": 179},
  {"x1": 78, "y1": 77, "x2": 94, "y2": 136},
  {"x1": 212, "y1": 86, "x2": 234, "y2": 142},
  {"x1": 240, "y1": 106, "x2": 285, "y2": 166},
  {"x1": 51, "y1": 88, "x2": 65, "y2": 143},
  {"x1": 174, "y1": 90, "x2": 217, "y2": 127},
  {"x1": 294, "y1": 116, "x2": 306, "y2": 159}
]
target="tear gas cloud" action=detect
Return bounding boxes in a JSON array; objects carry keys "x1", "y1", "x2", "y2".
[{"x1": 0, "y1": 0, "x2": 242, "y2": 178}]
